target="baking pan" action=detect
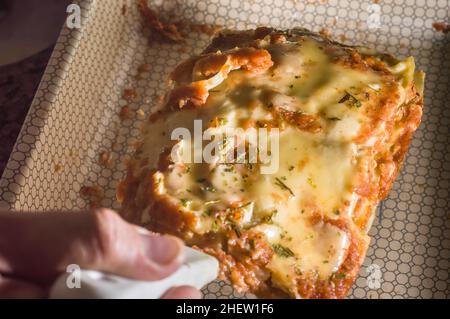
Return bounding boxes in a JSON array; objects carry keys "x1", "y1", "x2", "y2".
[{"x1": 0, "y1": 0, "x2": 448, "y2": 298}]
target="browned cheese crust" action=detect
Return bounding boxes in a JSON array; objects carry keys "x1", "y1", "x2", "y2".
[{"x1": 117, "y1": 28, "x2": 424, "y2": 298}]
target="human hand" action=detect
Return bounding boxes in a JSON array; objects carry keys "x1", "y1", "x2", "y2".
[{"x1": 0, "y1": 208, "x2": 201, "y2": 299}]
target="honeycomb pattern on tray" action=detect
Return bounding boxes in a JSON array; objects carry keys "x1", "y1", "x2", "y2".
[{"x1": 0, "y1": 0, "x2": 448, "y2": 298}]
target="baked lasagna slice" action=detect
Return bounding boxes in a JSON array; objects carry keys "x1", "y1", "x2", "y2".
[{"x1": 118, "y1": 28, "x2": 424, "y2": 298}]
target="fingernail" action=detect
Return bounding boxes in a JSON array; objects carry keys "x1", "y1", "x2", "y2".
[
  {"x1": 135, "y1": 226, "x2": 152, "y2": 235},
  {"x1": 162, "y1": 286, "x2": 203, "y2": 299},
  {"x1": 141, "y1": 234, "x2": 184, "y2": 265}
]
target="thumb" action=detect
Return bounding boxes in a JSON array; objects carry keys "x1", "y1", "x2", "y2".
[{"x1": 0, "y1": 209, "x2": 185, "y2": 285}]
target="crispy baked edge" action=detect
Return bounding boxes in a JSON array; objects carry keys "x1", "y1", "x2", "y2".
[{"x1": 118, "y1": 28, "x2": 424, "y2": 298}]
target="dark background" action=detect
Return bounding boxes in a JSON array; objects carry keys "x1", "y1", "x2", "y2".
[{"x1": 0, "y1": 0, "x2": 71, "y2": 175}]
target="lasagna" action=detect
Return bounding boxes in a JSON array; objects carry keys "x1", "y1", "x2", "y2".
[{"x1": 118, "y1": 28, "x2": 424, "y2": 298}]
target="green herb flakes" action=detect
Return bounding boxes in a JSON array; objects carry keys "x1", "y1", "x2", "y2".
[{"x1": 272, "y1": 244, "x2": 295, "y2": 258}]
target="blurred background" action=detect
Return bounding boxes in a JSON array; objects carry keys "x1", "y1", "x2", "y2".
[{"x1": 0, "y1": 0, "x2": 71, "y2": 175}]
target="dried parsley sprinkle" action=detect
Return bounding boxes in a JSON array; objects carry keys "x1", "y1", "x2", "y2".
[
  {"x1": 227, "y1": 202, "x2": 253, "y2": 213},
  {"x1": 201, "y1": 185, "x2": 216, "y2": 192},
  {"x1": 288, "y1": 166, "x2": 294, "y2": 171},
  {"x1": 330, "y1": 272, "x2": 347, "y2": 280},
  {"x1": 338, "y1": 92, "x2": 351, "y2": 103},
  {"x1": 237, "y1": 202, "x2": 253, "y2": 209},
  {"x1": 219, "y1": 136, "x2": 229, "y2": 152},
  {"x1": 272, "y1": 244, "x2": 295, "y2": 258},
  {"x1": 218, "y1": 117, "x2": 228, "y2": 125},
  {"x1": 327, "y1": 117, "x2": 342, "y2": 121},
  {"x1": 211, "y1": 220, "x2": 219, "y2": 231},
  {"x1": 274, "y1": 177, "x2": 295, "y2": 196},
  {"x1": 338, "y1": 91, "x2": 362, "y2": 108},
  {"x1": 203, "y1": 208, "x2": 214, "y2": 217},
  {"x1": 256, "y1": 120, "x2": 267, "y2": 128},
  {"x1": 224, "y1": 165, "x2": 234, "y2": 172},
  {"x1": 263, "y1": 215, "x2": 274, "y2": 224},
  {"x1": 294, "y1": 266, "x2": 303, "y2": 276},
  {"x1": 180, "y1": 199, "x2": 190, "y2": 207},
  {"x1": 197, "y1": 178, "x2": 216, "y2": 193},
  {"x1": 307, "y1": 177, "x2": 317, "y2": 188}
]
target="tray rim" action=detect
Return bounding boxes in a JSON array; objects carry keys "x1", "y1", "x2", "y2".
[{"x1": 0, "y1": 0, "x2": 93, "y2": 209}]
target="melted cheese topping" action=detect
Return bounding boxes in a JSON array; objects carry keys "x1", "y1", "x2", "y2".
[{"x1": 137, "y1": 38, "x2": 407, "y2": 281}]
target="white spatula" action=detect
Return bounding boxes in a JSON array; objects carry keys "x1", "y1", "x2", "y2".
[{"x1": 50, "y1": 247, "x2": 219, "y2": 299}]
